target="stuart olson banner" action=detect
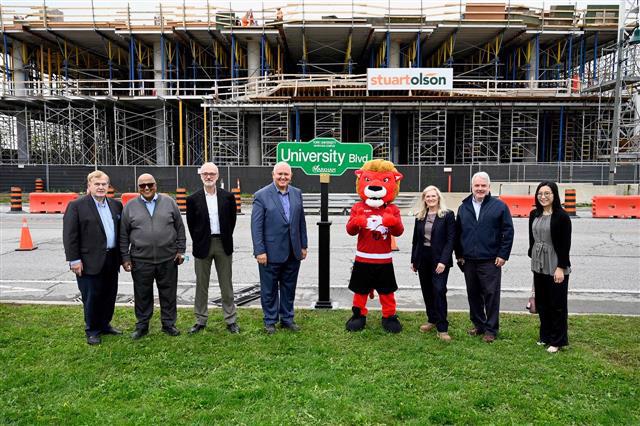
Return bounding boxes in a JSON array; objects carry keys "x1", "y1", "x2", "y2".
[{"x1": 367, "y1": 68, "x2": 453, "y2": 91}]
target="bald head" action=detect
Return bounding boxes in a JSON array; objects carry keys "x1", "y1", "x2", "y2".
[
  {"x1": 137, "y1": 173, "x2": 157, "y2": 201},
  {"x1": 272, "y1": 162, "x2": 292, "y2": 192},
  {"x1": 199, "y1": 162, "x2": 219, "y2": 193}
]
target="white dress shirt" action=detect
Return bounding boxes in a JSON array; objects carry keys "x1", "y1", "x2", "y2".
[{"x1": 205, "y1": 190, "x2": 221, "y2": 234}]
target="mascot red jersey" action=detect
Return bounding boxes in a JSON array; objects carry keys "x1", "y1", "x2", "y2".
[{"x1": 345, "y1": 159, "x2": 404, "y2": 333}]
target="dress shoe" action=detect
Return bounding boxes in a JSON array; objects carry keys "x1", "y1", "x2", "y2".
[
  {"x1": 264, "y1": 324, "x2": 277, "y2": 334},
  {"x1": 437, "y1": 332, "x2": 452, "y2": 342},
  {"x1": 420, "y1": 323, "x2": 436, "y2": 333},
  {"x1": 280, "y1": 322, "x2": 300, "y2": 332},
  {"x1": 102, "y1": 326, "x2": 123, "y2": 335},
  {"x1": 162, "y1": 325, "x2": 180, "y2": 336},
  {"x1": 467, "y1": 327, "x2": 483, "y2": 336},
  {"x1": 189, "y1": 324, "x2": 206, "y2": 334},
  {"x1": 227, "y1": 323, "x2": 240, "y2": 334},
  {"x1": 547, "y1": 345, "x2": 560, "y2": 353},
  {"x1": 131, "y1": 328, "x2": 149, "y2": 340},
  {"x1": 482, "y1": 333, "x2": 496, "y2": 343},
  {"x1": 87, "y1": 335, "x2": 101, "y2": 345}
]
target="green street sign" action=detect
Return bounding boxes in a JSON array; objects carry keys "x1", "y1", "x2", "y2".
[{"x1": 276, "y1": 138, "x2": 373, "y2": 176}]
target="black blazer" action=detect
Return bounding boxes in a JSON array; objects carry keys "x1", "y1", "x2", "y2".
[
  {"x1": 527, "y1": 208, "x2": 572, "y2": 269},
  {"x1": 411, "y1": 210, "x2": 456, "y2": 268},
  {"x1": 186, "y1": 187, "x2": 237, "y2": 258},
  {"x1": 63, "y1": 195, "x2": 123, "y2": 275}
]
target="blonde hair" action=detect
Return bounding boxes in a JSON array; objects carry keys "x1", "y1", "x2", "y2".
[
  {"x1": 87, "y1": 170, "x2": 109, "y2": 185},
  {"x1": 414, "y1": 185, "x2": 448, "y2": 220}
]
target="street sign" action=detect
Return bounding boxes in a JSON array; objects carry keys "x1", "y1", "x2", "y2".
[{"x1": 276, "y1": 138, "x2": 373, "y2": 176}]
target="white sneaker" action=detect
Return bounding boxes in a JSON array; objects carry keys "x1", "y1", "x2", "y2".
[{"x1": 547, "y1": 345, "x2": 560, "y2": 353}]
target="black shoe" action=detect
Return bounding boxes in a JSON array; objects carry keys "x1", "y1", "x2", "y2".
[
  {"x1": 131, "y1": 328, "x2": 149, "y2": 340},
  {"x1": 280, "y1": 322, "x2": 300, "y2": 332},
  {"x1": 264, "y1": 324, "x2": 276, "y2": 334},
  {"x1": 346, "y1": 307, "x2": 367, "y2": 332},
  {"x1": 162, "y1": 325, "x2": 180, "y2": 336},
  {"x1": 87, "y1": 335, "x2": 101, "y2": 345},
  {"x1": 227, "y1": 323, "x2": 240, "y2": 334},
  {"x1": 189, "y1": 324, "x2": 206, "y2": 334},
  {"x1": 102, "y1": 326, "x2": 123, "y2": 335},
  {"x1": 381, "y1": 315, "x2": 403, "y2": 334}
]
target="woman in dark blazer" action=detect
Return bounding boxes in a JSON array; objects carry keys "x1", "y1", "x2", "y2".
[
  {"x1": 411, "y1": 185, "x2": 456, "y2": 341},
  {"x1": 528, "y1": 181, "x2": 572, "y2": 353}
]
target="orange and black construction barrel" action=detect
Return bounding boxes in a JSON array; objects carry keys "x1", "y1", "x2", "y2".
[
  {"x1": 176, "y1": 188, "x2": 187, "y2": 214},
  {"x1": 10, "y1": 187, "x2": 23, "y2": 212},
  {"x1": 564, "y1": 189, "x2": 576, "y2": 216},
  {"x1": 231, "y1": 188, "x2": 242, "y2": 214},
  {"x1": 34, "y1": 178, "x2": 44, "y2": 192}
]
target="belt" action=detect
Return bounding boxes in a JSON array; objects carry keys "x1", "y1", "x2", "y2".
[
  {"x1": 106, "y1": 248, "x2": 117, "y2": 253},
  {"x1": 211, "y1": 234, "x2": 221, "y2": 238}
]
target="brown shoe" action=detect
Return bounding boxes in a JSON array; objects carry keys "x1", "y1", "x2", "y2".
[
  {"x1": 467, "y1": 328, "x2": 482, "y2": 336},
  {"x1": 420, "y1": 323, "x2": 436, "y2": 333},
  {"x1": 482, "y1": 334, "x2": 496, "y2": 343},
  {"x1": 437, "y1": 332, "x2": 452, "y2": 342}
]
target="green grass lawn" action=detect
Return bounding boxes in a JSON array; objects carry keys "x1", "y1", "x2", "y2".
[{"x1": 1, "y1": 304, "x2": 638, "y2": 425}]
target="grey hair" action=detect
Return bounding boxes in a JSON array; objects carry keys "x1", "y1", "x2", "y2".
[
  {"x1": 471, "y1": 171, "x2": 491, "y2": 186},
  {"x1": 273, "y1": 161, "x2": 292, "y2": 173}
]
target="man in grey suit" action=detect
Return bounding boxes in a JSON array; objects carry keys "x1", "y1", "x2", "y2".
[{"x1": 251, "y1": 162, "x2": 308, "y2": 334}]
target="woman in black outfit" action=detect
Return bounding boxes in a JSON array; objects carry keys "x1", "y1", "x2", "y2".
[
  {"x1": 411, "y1": 185, "x2": 456, "y2": 341},
  {"x1": 528, "y1": 181, "x2": 572, "y2": 353}
]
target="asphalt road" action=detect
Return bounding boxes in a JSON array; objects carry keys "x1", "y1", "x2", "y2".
[{"x1": 1, "y1": 206, "x2": 638, "y2": 315}]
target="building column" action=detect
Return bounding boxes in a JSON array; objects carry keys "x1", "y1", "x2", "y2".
[
  {"x1": 247, "y1": 114, "x2": 261, "y2": 165},
  {"x1": 153, "y1": 41, "x2": 166, "y2": 96},
  {"x1": 247, "y1": 39, "x2": 260, "y2": 80},
  {"x1": 11, "y1": 41, "x2": 25, "y2": 96},
  {"x1": 389, "y1": 41, "x2": 401, "y2": 68},
  {"x1": 156, "y1": 110, "x2": 167, "y2": 165}
]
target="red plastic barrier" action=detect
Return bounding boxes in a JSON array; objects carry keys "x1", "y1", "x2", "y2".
[
  {"x1": 29, "y1": 192, "x2": 78, "y2": 213},
  {"x1": 120, "y1": 193, "x2": 139, "y2": 205},
  {"x1": 499, "y1": 195, "x2": 536, "y2": 218},
  {"x1": 592, "y1": 195, "x2": 639, "y2": 218}
]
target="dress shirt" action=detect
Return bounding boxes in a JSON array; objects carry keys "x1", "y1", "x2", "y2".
[
  {"x1": 142, "y1": 193, "x2": 158, "y2": 216},
  {"x1": 275, "y1": 183, "x2": 290, "y2": 222},
  {"x1": 472, "y1": 197, "x2": 482, "y2": 220},
  {"x1": 205, "y1": 189, "x2": 221, "y2": 234},
  {"x1": 94, "y1": 197, "x2": 116, "y2": 249}
]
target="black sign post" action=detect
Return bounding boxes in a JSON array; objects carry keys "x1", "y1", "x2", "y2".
[{"x1": 315, "y1": 174, "x2": 333, "y2": 308}]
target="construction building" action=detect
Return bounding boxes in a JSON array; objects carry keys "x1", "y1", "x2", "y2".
[{"x1": 0, "y1": 1, "x2": 639, "y2": 189}]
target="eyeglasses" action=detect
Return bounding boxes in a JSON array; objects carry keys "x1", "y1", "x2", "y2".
[
  {"x1": 138, "y1": 183, "x2": 156, "y2": 189},
  {"x1": 201, "y1": 172, "x2": 217, "y2": 177},
  {"x1": 537, "y1": 192, "x2": 553, "y2": 198}
]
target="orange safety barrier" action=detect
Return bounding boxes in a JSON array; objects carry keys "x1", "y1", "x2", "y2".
[
  {"x1": 592, "y1": 195, "x2": 639, "y2": 218},
  {"x1": 121, "y1": 193, "x2": 139, "y2": 205},
  {"x1": 34, "y1": 178, "x2": 45, "y2": 192},
  {"x1": 10, "y1": 187, "x2": 23, "y2": 212},
  {"x1": 176, "y1": 188, "x2": 187, "y2": 213},
  {"x1": 564, "y1": 189, "x2": 576, "y2": 216},
  {"x1": 29, "y1": 192, "x2": 78, "y2": 213},
  {"x1": 499, "y1": 195, "x2": 536, "y2": 217},
  {"x1": 231, "y1": 188, "x2": 242, "y2": 214}
]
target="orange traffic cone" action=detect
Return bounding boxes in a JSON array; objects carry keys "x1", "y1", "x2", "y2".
[
  {"x1": 16, "y1": 217, "x2": 37, "y2": 251},
  {"x1": 391, "y1": 235, "x2": 399, "y2": 251}
]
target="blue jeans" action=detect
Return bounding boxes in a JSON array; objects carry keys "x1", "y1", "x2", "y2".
[{"x1": 259, "y1": 252, "x2": 301, "y2": 326}]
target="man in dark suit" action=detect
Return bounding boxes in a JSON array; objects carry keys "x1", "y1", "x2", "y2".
[
  {"x1": 251, "y1": 161, "x2": 308, "y2": 334},
  {"x1": 63, "y1": 170, "x2": 123, "y2": 345},
  {"x1": 186, "y1": 162, "x2": 239, "y2": 334}
]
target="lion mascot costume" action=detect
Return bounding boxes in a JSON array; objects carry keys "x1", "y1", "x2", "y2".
[{"x1": 345, "y1": 159, "x2": 404, "y2": 333}]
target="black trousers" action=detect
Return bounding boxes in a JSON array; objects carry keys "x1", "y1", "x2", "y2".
[
  {"x1": 417, "y1": 247, "x2": 450, "y2": 332},
  {"x1": 76, "y1": 250, "x2": 119, "y2": 337},
  {"x1": 131, "y1": 259, "x2": 178, "y2": 330},
  {"x1": 534, "y1": 272, "x2": 569, "y2": 347},
  {"x1": 464, "y1": 260, "x2": 501, "y2": 336}
]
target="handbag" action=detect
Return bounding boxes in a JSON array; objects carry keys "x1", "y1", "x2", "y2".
[{"x1": 526, "y1": 283, "x2": 537, "y2": 314}]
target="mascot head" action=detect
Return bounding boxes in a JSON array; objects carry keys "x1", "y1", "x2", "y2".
[{"x1": 355, "y1": 159, "x2": 403, "y2": 208}]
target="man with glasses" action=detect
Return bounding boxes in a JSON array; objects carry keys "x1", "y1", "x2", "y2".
[
  {"x1": 63, "y1": 170, "x2": 123, "y2": 345},
  {"x1": 455, "y1": 171, "x2": 514, "y2": 343},
  {"x1": 186, "y1": 162, "x2": 239, "y2": 334},
  {"x1": 120, "y1": 173, "x2": 186, "y2": 339}
]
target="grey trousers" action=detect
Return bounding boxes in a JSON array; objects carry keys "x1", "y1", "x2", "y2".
[{"x1": 194, "y1": 237, "x2": 237, "y2": 325}]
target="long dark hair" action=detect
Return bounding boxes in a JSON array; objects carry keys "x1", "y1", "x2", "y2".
[{"x1": 534, "y1": 181, "x2": 563, "y2": 214}]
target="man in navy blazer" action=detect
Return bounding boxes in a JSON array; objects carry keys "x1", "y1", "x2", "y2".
[
  {"x1": 63, "y1": 170, "x2": 123, "y2": 345},
  {"x1": 251, "y1": 162, "x2": 308, "y2": 334}
]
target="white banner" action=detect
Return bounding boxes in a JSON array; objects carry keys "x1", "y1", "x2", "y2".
[{"x1": 367, "y1": 68, "x2": 453, "y2": 90}]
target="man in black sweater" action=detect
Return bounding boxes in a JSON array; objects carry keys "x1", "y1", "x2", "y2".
[{"x1": 455, "y1": 172, "x2": 514, "y2": 343}]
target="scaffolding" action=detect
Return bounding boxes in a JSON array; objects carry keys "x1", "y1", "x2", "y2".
[
  {"x1": 210, "y1": 108, "x2": 244, "y2": 165},
  {"x1": 472, "y1": 109, "x2": 501, "y2": 163},
  {"x1": 413, "y1": 109, "x2": 446, "y2": 165},
  {"x1": 114, "y1": 104, "x2": 173, "y2": 166},
  {"x1": 362, "y1": 108, "x2": 389, "y2": 159},
  {"x1": 314, "y1": 109, "x2": 341, "y2": 139},
  {"x1": 260, "y1": 108, "x2": 288, "y2": 165}
]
